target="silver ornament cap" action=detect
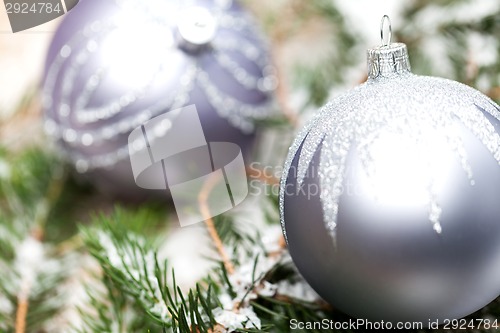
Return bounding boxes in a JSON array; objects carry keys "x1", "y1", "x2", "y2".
[{"x1": 367, "y1": 16, "x2": 411, "y2": 79}]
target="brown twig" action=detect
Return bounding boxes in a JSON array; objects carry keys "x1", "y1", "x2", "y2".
[
  {"x1": 198, "y1": 172, "x2": 235, "y2": 275},
  {"x1": 14, "y1": 168, "x2": 66, "y2": 333},
  {"x1": 273, "y1": 56, "x2": 299, "y2": 128},
  {"x1": 15, "y1": 289, "x2": 30, "y2": 333},
  {"x1": 198, "y1": 164, "x2": 282, "y2": 276}
]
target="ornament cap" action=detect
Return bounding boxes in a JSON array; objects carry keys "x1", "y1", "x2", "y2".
[
  {"x1": 367, "y1": 16, "x2": 411, "y2": 80},
  {"x1": 177, "y1": 7, "x2": 218, "y2": 53}
]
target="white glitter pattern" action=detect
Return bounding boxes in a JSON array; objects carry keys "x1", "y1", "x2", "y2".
[{"x1": 280, "y1": 71, "x2": 500, "y2": 244}]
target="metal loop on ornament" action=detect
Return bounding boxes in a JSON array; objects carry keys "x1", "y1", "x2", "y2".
[{"x1": 380, "y1": 15, "x2": 392, "y2": 46}]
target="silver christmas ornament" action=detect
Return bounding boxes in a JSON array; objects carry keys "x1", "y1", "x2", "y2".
[
  {"x1": 280, "y1": 16, "x2": 500, "y2": 324},
  {"x1": 42, "y1": 0, "x2": 276, "y2": 199}
]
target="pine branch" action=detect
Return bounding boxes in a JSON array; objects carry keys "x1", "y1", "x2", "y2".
[
  {"x1": 81, "y1": 212, "x2": 178, "y2": 330},
  {"x1": 79, "y1": 202, "x2": 332, "y2": 333},
  {"x1": 0, "y1": 146, "x2": 74, "y2": 333},
  {"x1": 398, "y1": 0, "x2": 500, "y2": 104},
  {"x1": 244, "y1": 0, "x2": 360, "y2": 109},
  {"x1": 199, "y1": 173, "x2": 235, "y2": 275},
  {"x1": 0, "y1": 232, "x2": 76, "y2": 333},
  {"x1": 76, "y1": 273, "x2": 161, "y2": 333}
]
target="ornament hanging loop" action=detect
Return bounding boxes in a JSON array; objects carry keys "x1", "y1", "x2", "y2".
[
  {"x1": 380, "y1": 15, "x2": 392, "y2": 47},
  {"x1": 367, "y1": 15, "x2": 411, "y2": 79}
]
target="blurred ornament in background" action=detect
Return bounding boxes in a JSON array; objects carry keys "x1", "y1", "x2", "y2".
[
  {"x1": 42, "y1": 0, "x2": 276, "y2": 199},
  {"x1": 280, "y1": 16, "x2": 500, "y2": 324}
]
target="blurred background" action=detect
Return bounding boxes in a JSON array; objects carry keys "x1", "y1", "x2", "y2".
[{"x1": 0, "y1": 0, "x2": 500, "y2": 331}]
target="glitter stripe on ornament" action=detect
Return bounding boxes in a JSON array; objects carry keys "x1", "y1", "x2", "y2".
[
  {"x1": 289, "y1": 74, "x2": 500, "y2": 246},
  {"x1": 196, "y1": 71, "x2": 276, "y2": 133},
  {"x1": 43, "y1": 0, "x2": 277, "y2": 165},
  {"x1": 279, "y1": 107, "x2": 329, "y2": 243},
  {"x1": 213, "y1": 51, "x2": 264, "y2": 91}
]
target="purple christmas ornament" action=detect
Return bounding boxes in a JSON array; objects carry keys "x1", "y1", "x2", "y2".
[{"x1": 42, "y1": 0, "x2": 276, "y2": 199}]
